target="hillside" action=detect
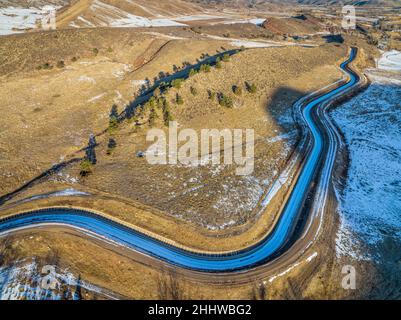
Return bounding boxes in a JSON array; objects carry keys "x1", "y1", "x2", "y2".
[
  {"x1": 0, "y1": 0, "x2": 272, "y2": 34},
  {"x1": 186, "y1": 0, "x2": 401, "y2": 7},
  {"x1": 0, "y1": 23, "x2": 349, "y2": 246},
  {"x1": 3, "y1": 0, "x2": 397, "y2": 37},
  {"x1": 55, "y1": 0, "x2": 203, "y2": 28},
  {"x1": 262, "y1": 14, "x2": 325, "y2": 36}
]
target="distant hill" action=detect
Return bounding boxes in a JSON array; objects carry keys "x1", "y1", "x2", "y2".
[
  {"x1": 187, "y1": 0, "x2": 400, "y2": 7},
  {"x1": 2, "y1": 0, "x2": 398, "y2": 36},
  {"x1": 54, "y1": 0, "x2": 209, "y2": 28},
  {"x1": 262, "y1": 13, "x2": 325, "y2": 35},
  {"x1": 0, "y1": 0, "x2": 204, "y2": 31},
  {"x1": 281, "y1": 0, "x2": 400, "y2": 5}
]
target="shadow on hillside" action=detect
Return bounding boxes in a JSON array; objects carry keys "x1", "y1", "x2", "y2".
[{"x1": 323, "y1": 34, "x2": 344, "y2": 44}]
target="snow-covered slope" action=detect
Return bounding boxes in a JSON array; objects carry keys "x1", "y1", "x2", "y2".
[
  {"x1": 58, "y1": 0, "x2": 204, "y2": 28},
  {"x1": 0, "y1": 0, "x2": 267, "y2": 35},
  {"x1": 0, "y1": 1, "x2": 70, "y2": 35},
  {"x1": 378, "y1": 50, "x2": 401, "y2": 72},
  {"x1": 0, "y1": 7, "x2": 43, "y2": 35},
  {"x1": 332, "y1": 51, "x2": 401, "y2": 260},
  {"x1": 0, "y1": 259, "x2": 111, "y2": 300},
  {"x1": 67, "y1": 0, "x2": 187, "y2": 28}
]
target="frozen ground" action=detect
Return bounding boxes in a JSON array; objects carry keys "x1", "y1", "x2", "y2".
[
  {"x1": 0, "y1": 2, "x2": 270, "y2": 34},
  {"x1": 377, "y1": 50, "x2": 401, "y2": 72},
  {"x1": 0, "y1": 259, "x2": 111, "y2": 300},
  {"x1": 0, "y1": 7, "x2": 42, "y2": 35},
  {"x1": 332, "y1": 51, "x2": 401, "y2": 260}
]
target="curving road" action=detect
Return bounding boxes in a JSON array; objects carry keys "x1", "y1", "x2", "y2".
[{"x1": 0, "y1": 48, "x2": 359, "y2": 273}]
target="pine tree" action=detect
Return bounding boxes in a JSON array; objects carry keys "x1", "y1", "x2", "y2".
[
  {"x1": 233, "y1": 85, "x2": 242, "y2": 96},
  {"x1": 189, "y1": 68, "x2": 198, "y2": 77},
  {"x1": 107, "y1": 138, "x2": 117, "y2": 155},
  {"x1": 222, "y1": 53, "x2": 230, "y2": 62},
  {"x1": 248, "y1": 83, "x2": 257, "y2": 94},
  {"x1": 176, "y1": 94, "x2": 184, "y2": 105},
  {"x1": 80, "y1": 159, "x2": 93, "y2": 177},
  {"x1": 200, "y1": 64, "x2": 211, "y2": 73},
  {"x1": 148, "y1": 108, "x2": 157, "y2": 126},
  {"x1": 218, "y1": 93, "x2": 233, "y2": 108}
]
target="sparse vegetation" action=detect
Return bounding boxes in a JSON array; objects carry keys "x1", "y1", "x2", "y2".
[
  {"x1": 190, "y1": 86, "x2": 198, "y2": 96},
  {"x1": 171, "y1": 78, "x2": 184, "y2": 89},
  {"x1": 162, "y1": 99, "x2": 174, "y2": 126},
  {"x1": 218, "y1": 93, "x2": 233, "y2": 108},
  {"x1": 93, "y1": 48, "x2": 99, "y2": 55},
  {"x1": 189, "y1": 68, "x2": 198, "y2": 77},
  {"x1": 56, "y1": 61, "x2": 65, "y2": 69},
  {"x1": 222, "y1": 53, "x2": 230, "y2": 62},
  {"x1": 85, "y1": 135, "x2": 97, "y2": 165},
  {"x1": 108, "y1": 105, "x2": 119, "y2": 134},
  {"x1": 37, "y1": 63, "x2": 53, "y2": 70},
  {"x1": 247, "y1": 82, "x2": 257, "y2": 94},
  {"x1": 156, "y1": 96, "x2": 165, "y2": 109},
  {"x1": 148, "y1": 108, "x2": 157, "y2": 126},
  {"x1": 109, "y1": 117, "x2": 119, "y2": 133},
  {"x1": 157, "y1": 271, "x2": 184, "y2": 300},
  {"x1": 252, "y1": 282, "x2": 267, "y2": 300},
  {"x1": 154, "y1": 87, "x2": 161, "y2": 97},
  {"x1": 200, "y1": 64, "x2": 211, "y2": 73},
  {"x1": 215, "y1": 57, "x2": 222, "y2": 69},
  {"x1": 106, "y1": 138, "x2": 117, "y2": 155},
  {"x1": 176, "y1": 94, "x2": 184, "y2": 105},
  {"x1": 233, "y1": 85, "x2": 242, "y2": 96},
  {"x1": 80, "y1": 158, "x2": 93, "y2": 177},
  {"x1": 148, "y1": 96, "x2": 157, "y2": 109}
]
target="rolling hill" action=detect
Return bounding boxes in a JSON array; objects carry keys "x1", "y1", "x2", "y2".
[{"x1": 186, "y1": 0, "x2": 401, "y2": 7}]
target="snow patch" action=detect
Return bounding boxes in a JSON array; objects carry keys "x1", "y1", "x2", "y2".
[
  {"x1": 378, "y1": 50, "x2": 401, "y2": 72},
  {"x1": 332, "y1": 52, "x2": 401, "y2": 259},
  {"x1": 0, "y1": 260, "x2": 108, "y2": 300},
  {"x1": 88, "y1": 93, "x2": 106, "y2": 103},
  {"x1": 0, "y1": 7, "x2": 42, "y2": 35},
  {"x1": 89, "y1": 0, "x2": 187, "y2": 28},
  {"x1": 78, "y1": 76, "x2": 96, "y2": 84}
]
